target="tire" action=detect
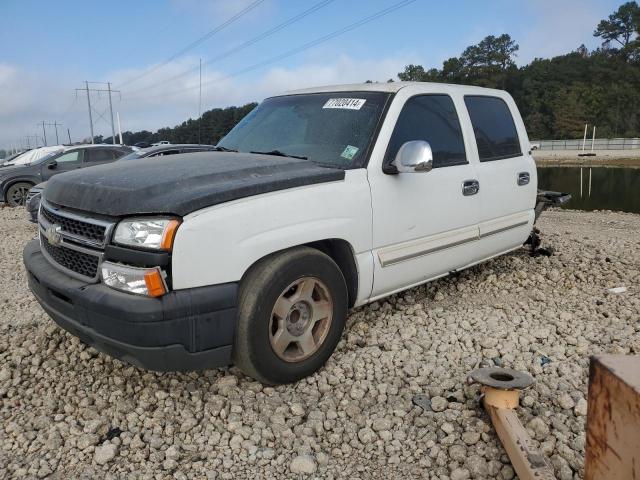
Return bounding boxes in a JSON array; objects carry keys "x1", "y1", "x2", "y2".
[
  {"x1": 6, "y1": 182, "x2": 33, "y2": 207},
  {"x1": 233, "y1": 247, "x2": 348, "y2": 385}
]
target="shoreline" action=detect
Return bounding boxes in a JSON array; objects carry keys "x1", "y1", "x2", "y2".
[{"x1": 533, "y1": 149, "x2": 640, "y2": 168}]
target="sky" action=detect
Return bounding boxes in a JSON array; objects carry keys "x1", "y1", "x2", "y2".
[{"x1": 0, "y1": 0, "x2": 622, "y2": 150}]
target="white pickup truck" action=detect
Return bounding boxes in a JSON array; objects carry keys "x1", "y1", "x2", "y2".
[{"x1": 24, "y1": 82, "x2": 542, "y2": 384}]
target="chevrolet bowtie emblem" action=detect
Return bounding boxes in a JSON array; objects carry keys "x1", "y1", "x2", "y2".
[{"x1": 45, "y1": 224, "x2": 63, "y2": 246}]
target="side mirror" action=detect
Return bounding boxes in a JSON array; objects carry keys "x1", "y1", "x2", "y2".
[
  {"x1": 392, "y1": 140, "x2": 433, "y2": 173},
  {"x1": 47, "y1": 161, "x2": 57, "y2": 170}
]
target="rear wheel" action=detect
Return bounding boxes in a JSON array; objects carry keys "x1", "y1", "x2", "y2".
[
  {"x1": 233, "y1": 247, "x2": 348, "y2": 385},
  {"x1": 6, "y1": 182, "x2": 33, "y2": 207}
]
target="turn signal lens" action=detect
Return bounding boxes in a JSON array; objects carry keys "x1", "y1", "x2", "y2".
[
  {"x1": 144, "y1": 270, "x2": 167, "y2": 298},
  {"x1": 101, "y1": 261, "x2": 168, "y2": 297},
  {"x1": 160, "y1": 219, "x2": 181, "y2": 250}
]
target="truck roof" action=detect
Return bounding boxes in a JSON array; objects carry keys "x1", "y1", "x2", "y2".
[{"x1": 280, "y1": 81, "x2": 506, "y2": 96}]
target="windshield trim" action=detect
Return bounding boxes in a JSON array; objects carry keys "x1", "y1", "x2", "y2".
[{"x1": 220, "y1": 91, "x2": 395, "y2": 170}]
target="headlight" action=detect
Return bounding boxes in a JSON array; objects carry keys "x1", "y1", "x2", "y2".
[
  {"x1": 101, "y1": 262, "x2": 167, "y2": 297},
  {"x1": 113, "y1": 218, "x2": 180, "y2": 250}
]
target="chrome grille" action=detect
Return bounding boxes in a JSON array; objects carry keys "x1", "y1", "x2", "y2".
[
  {"x1": 38, "y1": 200, "x2": 115, "y2": 282},
  {"x1": 41, "y1": 235, "x2": 100, "y2": 279},
  {"x1": 40, "y1": 204, "x2": 107, "y2": 244}
]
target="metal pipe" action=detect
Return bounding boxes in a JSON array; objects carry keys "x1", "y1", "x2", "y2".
[{"x1": 468, "y1": 367, "x2": 556, "y2": 480}]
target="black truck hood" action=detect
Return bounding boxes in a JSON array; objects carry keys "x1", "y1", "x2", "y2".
[{"x1": 43, "y1": 151, "x2": 345, "y2": 217}]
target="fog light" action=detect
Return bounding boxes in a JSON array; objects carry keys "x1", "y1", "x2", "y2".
[{"x1": 101, "y1": 262, "x2": 167, "y2": 297}]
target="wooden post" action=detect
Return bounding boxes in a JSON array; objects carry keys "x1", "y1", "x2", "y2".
[{"x1": 585, "y1": 355, "x2": 640, "y2": 480}]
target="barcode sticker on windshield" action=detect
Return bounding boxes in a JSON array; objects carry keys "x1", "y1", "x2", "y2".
[{"x1": 323, "y1": 98, "x2": 366, "y2": 110}]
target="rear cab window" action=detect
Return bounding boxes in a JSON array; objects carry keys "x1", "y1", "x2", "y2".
[
  {"x1": 464, "y1": 96, "x2": 522, "y2": 161},
  {"x1": 385, "y1": 94, "x2": 467, "y2": 169}
]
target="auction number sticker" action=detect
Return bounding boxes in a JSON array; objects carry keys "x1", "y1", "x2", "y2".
[{"x1": 323, "y1": 98, "x2": 366, "y2": 110}]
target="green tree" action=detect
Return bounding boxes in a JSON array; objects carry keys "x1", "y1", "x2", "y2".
[{"x1": 594, "y1": 1, "x2": 640, "y2": 59}]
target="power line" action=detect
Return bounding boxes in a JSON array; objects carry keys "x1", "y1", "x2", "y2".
[
  {"x1": 126, "y1": 0, "x2": 418, "y2": 102},
  {"x1": 116, "y1": 0, "x2": 266, "y2": 89},
  {"x1": 124, "y1": 0, "x2": 335, "y2": 96}
]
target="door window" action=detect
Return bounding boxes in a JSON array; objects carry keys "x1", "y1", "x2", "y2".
[
  {"x1": 85, "y1": 149, "x2": 116, "y2": 162},
  {"x1": 55, "y1": 151, "x2": 80, "y2": 164},
  {"x1": 464, "y1": 96, "x2": 522, "y2": 161},
  {"x1": 385, "y1": 95, "x2": 467, "y2": 169},
  {"x1": 151, "y1": 150, "x2": 181, "y2": 157}
]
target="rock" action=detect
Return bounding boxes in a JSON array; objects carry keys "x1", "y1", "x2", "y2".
[
  {"x1": 372, "y1": 417, "x2": 392, "y2": 432},
  {"x1": 77, "y1": 434, "x2": 99, "y2": 450},
  {"x1": 574, "y1": 398, "x2": 588, "y2": 416},
  {"x1": 430, "y1": 396, "x2": 448, "y2": 412},
  {"x1": 462, "y1": 431, "x2": 480, "y2": 445},
  {"x1": 94, "y1": 443, "x2": 118, "y2": 465},
  {"x1": 290, "y1": 455, "x2": 317, "y2": 475},
  {"x1": 527, "y1": 417, "x2": 550, "y2": 440},
  {"x1": 558, "y1": 393, "x2": 575, "y2": 410},
  {"x1": 357, "y1": 427, "x2": 376, "y2": 444},
  {"x1": 450, "y1": 468, "x2": 470, "y2": 480}
]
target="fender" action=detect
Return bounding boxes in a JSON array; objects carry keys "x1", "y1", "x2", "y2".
[
  {"x1": 1, "y1": 175, "x2": 41, "y2": 197},
  {"x1": 171, "y1": 169, "x2": 374, "y2": 302}
]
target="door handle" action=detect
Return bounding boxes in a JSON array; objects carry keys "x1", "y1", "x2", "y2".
[
  {"x1": 462, "y1": 179, "x2": 480, "y2": 196},
  {"x1": 517, "y1": 172, "x2": 530, "y2": 186}
]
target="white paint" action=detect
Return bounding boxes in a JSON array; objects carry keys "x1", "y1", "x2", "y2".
[{"x1": 171, "y1": 82, "x2": 537, "y2": 307}]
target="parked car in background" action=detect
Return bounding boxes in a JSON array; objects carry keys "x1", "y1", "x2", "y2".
[
  {"x1": 25, "y1": 144, "x2": 217, "y2": 221},
  {"x1": 152, "y1": 140, "x2": 170, "y2": 146},
  {"x1": 24, "y1": 82, "x2": 541, "y2": 384},
  {"x1": 1, "y1": 144, "x2": 131, "y2": 206},
  {"x1": 1, "y1": 146, "x2": 64, "y2": 167}
]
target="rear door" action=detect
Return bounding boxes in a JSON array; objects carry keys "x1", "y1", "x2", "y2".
[
  {"x1": 368, "y1": 89, "x2": 481, "y2": 298},
  {"x1": 463, "y1": 94, "x2": 537, "y2": 259}
]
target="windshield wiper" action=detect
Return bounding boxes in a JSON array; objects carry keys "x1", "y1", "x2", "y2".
[
  {"x1": 250, "y1": 149, "x2": 307, "y2": 160},
  {"x1": 212, "y1": 146, "x2": 238, "y2": 152}
]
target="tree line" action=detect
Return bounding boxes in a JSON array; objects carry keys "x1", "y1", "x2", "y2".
[
  {"x1": 103, "y1": 2, "x2": 639, "y2": 144},
  {"x1": 398, "y1": 2, "x2": 640, "y2": 139}
]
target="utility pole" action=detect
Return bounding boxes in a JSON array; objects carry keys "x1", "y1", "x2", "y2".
[
  {"x1": 67, "y1": 128, "x2": 72, "y2": 144},
  {"x1": 76, "y1": 81, "x2": 120, "y2": 144},
  {"x1": 107, "y1": 82, "x2": 116, "y2": 144},
  {"x1": 40, "y1": 121, "x2": 48, "y2": 146},
  {"x1": 41, "y1": 121, "x2": 62, "y2": 145},
  {"x1": 198, "y1": 57, "x2": 202, "y2": 145}
]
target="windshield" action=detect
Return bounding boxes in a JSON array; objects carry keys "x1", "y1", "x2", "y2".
[
  {"x1": 218, "y1": 91, "x2": 390, "y2": 168},
  {"x1": 7, "y1": 148, "x2": 64, "y2": 166}
]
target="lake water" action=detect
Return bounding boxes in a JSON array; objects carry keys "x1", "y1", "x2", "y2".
[{"x1": 537, "y1": 166, "x2": 640, "y2": 214}]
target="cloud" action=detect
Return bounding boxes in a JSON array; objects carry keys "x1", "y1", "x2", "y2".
[
  {"x1": 0, "y1": 52, "x2": 418, "y2": 148},
  {"x1": 517, "y1": 0, "x2": 608, "y2": 63}
]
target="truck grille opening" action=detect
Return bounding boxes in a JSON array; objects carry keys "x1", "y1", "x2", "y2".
[
  {"x1": 40, "y1": 206, "x2": 107, "y2": 244},
  {"x1": 41, "y1": 235, "x2": 100, "y2": 279}
]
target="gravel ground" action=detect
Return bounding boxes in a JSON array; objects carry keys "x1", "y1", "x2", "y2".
[{"x1": 1, "y1": 205, "x2": 639, "y2": 479}]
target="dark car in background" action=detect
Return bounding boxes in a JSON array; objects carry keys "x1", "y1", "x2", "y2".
[
  {"x1": 25, "y1": 144, "x2": 218, "y2": 221},
  {"x1": 1, "y1": 144, "x2": 131, "y2": 207}
]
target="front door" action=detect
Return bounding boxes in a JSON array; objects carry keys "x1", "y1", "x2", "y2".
[
  {"x1": 41, "y1": 149, "x2": 83, "y2": 181},
  {"x1": 368, "y1": 92, "x2": 480, "y2": 298}
]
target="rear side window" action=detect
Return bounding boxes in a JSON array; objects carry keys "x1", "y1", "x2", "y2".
[
  {"x1": 385, "y1": 95, "x2": 467, "y2": 168},
  {"x1": 464, "y1": 96, "x2": 521, "y2": 161},
  {"x1": 85, "y1": 149, "x2": 116, "y2": 162}
]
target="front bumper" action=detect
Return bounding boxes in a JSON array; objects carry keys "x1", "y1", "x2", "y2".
[{"x1": 23, "y1": 239, "x2": 237, "y2": 371}]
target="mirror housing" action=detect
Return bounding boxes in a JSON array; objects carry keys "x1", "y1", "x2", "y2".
[
  {"x1": 392, "y1": 140, "x2": 433, "y2": 173},
  {"x1": 47, "y1": 161, "x2": 57, "y2": 170}
]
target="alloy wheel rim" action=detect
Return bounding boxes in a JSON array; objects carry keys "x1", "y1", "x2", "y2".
[
  {"x1": 10, "y1": 186, "x2": 29, "y2": 206},
  {"x1": 269, "y1": 277, "x2": 333, "y2": 363}
]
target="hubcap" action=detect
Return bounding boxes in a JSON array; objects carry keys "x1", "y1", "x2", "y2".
[{"x1": 269, "y1": 277, "x2": 333, "y2": 363}]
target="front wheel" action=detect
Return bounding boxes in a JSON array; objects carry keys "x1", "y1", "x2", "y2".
[
  {"x1": 6, "y1": 182, "x2": 33, "y2": 207},
  {"x1": 233, "y1": 247, "x2": 348, "y2": 385}
]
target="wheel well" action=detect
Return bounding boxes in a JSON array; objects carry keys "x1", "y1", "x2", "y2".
[
  {"x1": 3, "y1": 180, "x2": 34, "y2": 201},
  {"x1": 304, "y1": 239, "x2": 359, "y2": 308}
]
